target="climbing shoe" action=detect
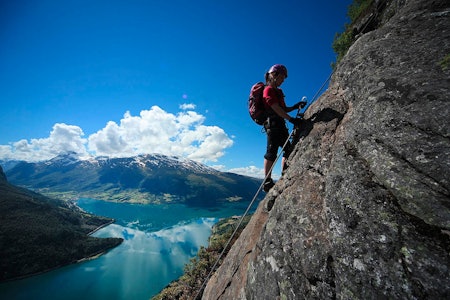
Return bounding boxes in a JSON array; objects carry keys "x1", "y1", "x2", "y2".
[{"x1": 263, "y1": 178, "x2": 275, "y2": 192}]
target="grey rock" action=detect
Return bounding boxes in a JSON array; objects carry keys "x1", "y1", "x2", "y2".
[{"x1": 202, "y1": 0, "x2": 450, "y2": 299}]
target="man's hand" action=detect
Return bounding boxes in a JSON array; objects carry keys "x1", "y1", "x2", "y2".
[
  {"x1": 293, "y1": 100, "x2": 307, "y2": 109},
  {"x1": 288, "y1": 117, "x2": 302, "y2": 126}
]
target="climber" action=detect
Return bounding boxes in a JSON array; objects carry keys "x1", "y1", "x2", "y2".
[{"x1": 262, "y1": 64, "x2": 306, "y2": 192}]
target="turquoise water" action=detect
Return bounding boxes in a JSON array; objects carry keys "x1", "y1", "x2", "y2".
[{"x1": 0, "y1": 198, "x2": 255, "y2": 300}]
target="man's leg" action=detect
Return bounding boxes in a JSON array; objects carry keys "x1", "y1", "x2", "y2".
[
  {"x1": 264, "y1": 158, "x2": 274, "y2": 179},
  {"x1": 263, "y1": 158, "x2": 275, "y2": 192}
]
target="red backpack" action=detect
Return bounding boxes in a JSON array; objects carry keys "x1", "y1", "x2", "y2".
[{"x1": 248, "y1": 82, "x2": 267, "y2": 125}]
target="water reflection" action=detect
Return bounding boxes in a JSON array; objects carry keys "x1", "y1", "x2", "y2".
[{"x1": 0, "y1": 217, "x2": 216, "y2": 300}]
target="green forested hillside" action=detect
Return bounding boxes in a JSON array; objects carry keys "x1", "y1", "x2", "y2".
[{"x1": 0, "y1": 167, "x2": 122, "y2": 281}]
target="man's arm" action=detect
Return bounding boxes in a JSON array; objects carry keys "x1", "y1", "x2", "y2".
[{"x1": 271, "y1": 103, "x2": 292, "y2": 120}]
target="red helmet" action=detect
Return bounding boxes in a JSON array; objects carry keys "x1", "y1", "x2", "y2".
[{"x1": 268, "y1": 64, "x2": 288, "y2": 78}]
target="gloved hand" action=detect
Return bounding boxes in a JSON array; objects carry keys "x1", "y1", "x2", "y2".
[
  {"x1": 288, "y1": 117, "x2": 302, "y2": 126},
  {"x1": 293, "y1": 100, "x2": 307, "y2": 109}
]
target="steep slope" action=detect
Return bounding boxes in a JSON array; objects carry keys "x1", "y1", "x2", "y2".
[
  {"x1": 0, "y1": 166, "x2": 123, "y2": 281},
  {"x1": 203, "y1": 0, "x2": 450, "y2": 299},
  {"x1": 6, "y1": 153, "x2": 262, "y2": 206}
]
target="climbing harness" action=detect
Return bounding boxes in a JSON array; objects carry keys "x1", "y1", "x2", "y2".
[{"x1": 193, "y1": 71, "x2": 334, "y2": 299}]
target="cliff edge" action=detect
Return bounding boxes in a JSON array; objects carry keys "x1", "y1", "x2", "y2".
[{"x1": 203, "y1": 0, "x2": 449, "y2": 299}]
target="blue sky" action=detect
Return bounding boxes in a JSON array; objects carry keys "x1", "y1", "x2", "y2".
[{"x1": 0, "y1": 0, "x2": 352, "y2": 178}]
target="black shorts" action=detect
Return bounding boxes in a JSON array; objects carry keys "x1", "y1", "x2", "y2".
[{"x1": 264, "y1": 119, "x2": 292, "y2": 161}]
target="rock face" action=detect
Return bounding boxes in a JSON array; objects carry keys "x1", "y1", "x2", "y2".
[{"x1": 203, "y1": 0, "x2": 450, "y2": 299}]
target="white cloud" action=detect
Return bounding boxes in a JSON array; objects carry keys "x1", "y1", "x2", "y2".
[
  {"x1": 0, "y1": 106, "x2": 233, "y2": 163},
  {"x1": 0, "y1": 145, "x2": 14, "y2": 161},
  {"x1": 227, "y1": 165, "x2": 265, "y2": 179},
  {"x1": 179, "y1": 103, "x2": 196, "y2": 110},
  {"x1": 88, "y1": 121, "x2": 130, "y2": 154},
  {"x1": 0, "y1": 123, "x2": 88, "y2": 162},
  {"x1": 226, "y1": 165, "x2": 281, "y2": 180},
  {"x1": 88, "y1": 106, "x2": 232, "y2": 162},
  {"x1": 186, "y1": 125, "x2": 233, "y2": 161},
  {"x1": 210, "y1": 164, "x2": 226, "y2": 172}
]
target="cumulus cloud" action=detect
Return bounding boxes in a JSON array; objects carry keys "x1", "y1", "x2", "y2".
[
  {"x1": 0, "y1": 105, "x2": 233, "y2": 163},
  {"x1": 88, "y1": 106, "x2": 233, "y2": 162},
  {"x1": 0, "y1": 123, "x2": 88, "y2": 162},
  {"x1": 179, "y1": 103, "x2": 196, "y2": 110},
  {"x1": 227, "y1": 165, "x2": 265, "y2": 179},
  {"x1": 226, "y1": 165, "x2": 281, "y2": 180}
]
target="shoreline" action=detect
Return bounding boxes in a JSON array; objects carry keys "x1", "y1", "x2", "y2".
[
  {"x1": 87, "y1": 219, "x2": 116, "y2": 235},
  {"x1": 75, "y1": 241, "x2": 121, "y2": 263}
]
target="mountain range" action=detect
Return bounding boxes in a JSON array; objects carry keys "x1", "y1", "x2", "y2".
[{"x1": 4, "y1": 153, "x2": 262, "y2": 206}]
